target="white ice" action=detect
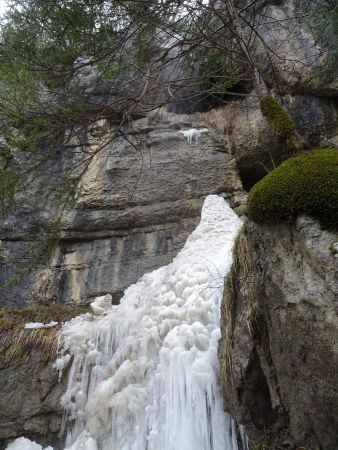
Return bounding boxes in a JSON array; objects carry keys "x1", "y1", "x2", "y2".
[
  {"x1": 24, "y1": 321, "x2": 58, "y2": 329},
  {"x1": 55, "y1": 195, "x2": 245, "y2": 450},
  {"x1": 5, "y1": 437, "x2": 53, "y2": 450},
  {"x1": 90, "y1": 294, "x2": 112, "y2": 315},
  {"x1": 24, "y1": 323, "x2": 45, "y2": 329},
  {"x1": 179, "y1": 128, "x2": 209, "y2": 143}
]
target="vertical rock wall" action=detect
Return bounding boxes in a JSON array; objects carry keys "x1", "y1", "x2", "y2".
[
  {"x1": 219, "y1": 217, "x2": 338, "y2": 450},
  {"x1": 0, "y1": 113, "x2": 244, "y2": 308}
]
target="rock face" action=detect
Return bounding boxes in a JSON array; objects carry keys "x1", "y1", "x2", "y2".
[
  {"x1": 1, "y1": 0, "x2": 338, "y2": 446},
  {"x1": 0, "y1": 353, "x2": 67, "y2": 450},
  {"x1": 253, "y1": 0, "x2": 338, "y2": 97},
  {"x1": 1, "y1": 102, "x2": 337, "y2": 449},
  {"x1": 219, "y1": 217, "x2": 338, "y2": 450},
  {"x1": 0, "y1": 113, "x2": 244, "y2": 308},
  {"x1": 0, "y1": 111, "x2": 247, "y2": 447},
  {"x1": 228, "y1": 94, "x2": 338, "y2": 188}
]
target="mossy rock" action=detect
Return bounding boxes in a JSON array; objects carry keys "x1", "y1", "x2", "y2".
[
  {"x1": 247, "y1": 148, "x2": 338, "y2": 229},
  {"x1": 260, "y1": 96, "x2": 300, "y2": 150}
]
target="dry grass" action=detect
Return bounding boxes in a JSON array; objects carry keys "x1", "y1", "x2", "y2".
[
  {"x1": 231, "y1": 228, "x2": 272, "y2": 366},
  {"x1": 0, "y1": 304, "x2": 88, "y2": 367},
  {"x1": 221, "y1": 226, "x2": 256, "y2": 382},
  {"x1": 194, "y1": 107, "x2": 229, "y2": 133},
  {"x1": 147, "y1": 106, "x2": 168, "y2": 123},
  {"x1": 1, "y1": 328, "x2": 60, "y2": 366},
  {"x1": 194, "y1": 107, "x2": 232, "y2": 153}
]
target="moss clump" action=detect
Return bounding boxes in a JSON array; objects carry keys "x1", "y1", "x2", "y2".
[
  {"x1": 329, "y1": 242, "x2": 338, "y2": 256},
  {"x1": 260, "y1": 96, "x2": 299, "y2": 149},
  {"x1": 0, "y1": 303, "x2": 88, "y2": 367},
  {"x1": 247, "y1": 148, "x2": 338, "y2": 229}
]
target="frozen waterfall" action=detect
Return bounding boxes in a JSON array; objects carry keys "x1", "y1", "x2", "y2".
[{"x1": 7, "y1": 195, "x2": 248, "y2": 450}]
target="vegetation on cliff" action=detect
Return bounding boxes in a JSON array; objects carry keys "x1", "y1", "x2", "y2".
[
  {"x1": 310, "y1": 0, "x2": 338, "y2": 84},
  {"x1": 247, "y1": 148, "x2": 338, "y2": 229},
  {"x1": 0, "y1": 1, "x2": 335, "y2": 217},
  {"x1": 259, "y1": 97, "x2": 301, "y2": 150},
  {"x1": 0, "y1": 304, "x2": 88, "y2": 367}
]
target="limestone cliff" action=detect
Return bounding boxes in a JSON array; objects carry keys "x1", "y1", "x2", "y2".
[
  {"x1": 0, "y1": 354, "x2": 66, "y2": 449},
  {"x1": 0, "y1": 111, "x2": 245, "y2": 448},
  {"x1": 0, "y1": 112, "x2": 244, "y2": 308},
  {"x1": 219, "y1": 218, "x2": 338, "y2": 450},
  {"x1": 1, "y1": 0, "x2": 338, "y2": 447}
]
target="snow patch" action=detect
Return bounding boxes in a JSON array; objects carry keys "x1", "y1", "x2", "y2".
[
  {"x1": 179, "y1": 128, "x2": 209, "y2": 143},
  {"x1": 5, "y1": 437, "x2": 53, "y2": 450},
  {"x1": 24, "y1": 321, "x2": 58, "y2": 329}
]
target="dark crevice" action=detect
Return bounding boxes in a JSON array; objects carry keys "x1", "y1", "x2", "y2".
[{"x1": 239, "y1": 347, "x2": 275, "y2": 431}]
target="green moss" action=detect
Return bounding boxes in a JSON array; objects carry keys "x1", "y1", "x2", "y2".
[
  {"x1": 251, "y1": 436, "x2": 275, "y2": 450},
  {"x1": 0, "y1": 303, "x2": 89, "y2": 366},
  {"x1": 329, "y1": 242, "x2": 338, "y2": 256},
  {"x1": 260, "y1": 96, "x2": 299, "y2": 149},
  {"x1": 0, "y1": 169, "x2": 19, "y2": 218},
  {"x1": 247, "y1": 148, "x2": 338, "y2": 229}
]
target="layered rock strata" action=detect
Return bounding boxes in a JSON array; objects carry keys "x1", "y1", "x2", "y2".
[{"x1": 0, "y1": 113, "x2": 244, "y2": 307}]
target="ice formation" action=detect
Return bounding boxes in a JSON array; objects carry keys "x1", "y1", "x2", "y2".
[
  {"x1": 90, "y1": 294, "x2": 112, "y2": 315},
  {"x1": 24, "y1": 321, "x2": 58, "y2": 329},
  {"x1": 5, "y1": 437, "x2": 53, "y2": 450},
  {"x1": 179, "y1": 128, "x2": 209, "y2": 143},
  {"x1": 54, "y1": 195, "x2": 246, "y2": 450},
  {"x1": 6, "y1": 196, "x2": 247, "y2": 450}
]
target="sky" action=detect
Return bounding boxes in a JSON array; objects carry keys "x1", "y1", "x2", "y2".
[{"x1": 0, "y1": 0, "x2": 8, "y2": 18}]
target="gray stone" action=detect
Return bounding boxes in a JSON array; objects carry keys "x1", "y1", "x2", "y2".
[
  {"x1": 219, "y1": 217, "x2": 338, "y2": 450},
  {"x1": 284, "y1": 95, "x2": 338, "y2": 145},
  {"x1": 252, "y1": 1, "x2": 338, "y2": 97},
  {"x1": 227, "y1": 96, "x2": 283, "y2": 188},
  {"x1": 228, "y1": 94, "x2": 338, "y2": 188},
  {"x1": 0, "y1": 113, "x2": 244, "y2": 307},
  {"x1": 0, "y1": 352, "x2": 67, "y2": 450}
]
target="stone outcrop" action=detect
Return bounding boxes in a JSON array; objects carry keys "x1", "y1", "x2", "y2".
[
  {"x1": 227, "y1": 94, "x2": 338, "y2": 188},
  {"x1": 219, "y1": 216, "x2": 338, "y2": 450},
  {"x1": 252, "y1": 0, "x2": 338, "y2": 97},
  {"x1": 0, "y1": 112, "x2": 245, "y2": 308},
  {"x1": 0, "y1": 353, "x2": 66, "y2": 450}
]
